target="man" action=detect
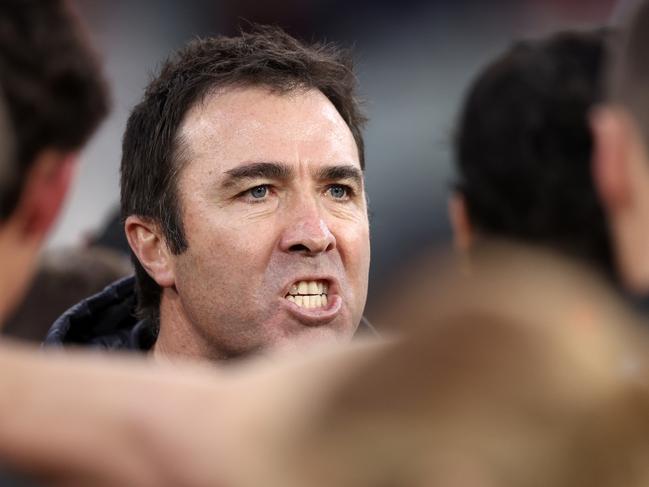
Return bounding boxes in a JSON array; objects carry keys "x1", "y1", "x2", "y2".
[
  {"x1": 449, "y1": 14, "x2": 649, "y2": 308},
  {"x1": 0, "y1": 0, "x2": 108, "y2": 327},
  {"x1": 0, "y1": 5, "x2": 378, "y2": 482},
  {"x1": 204, "y1": 21, "x2": 649, "y2": 486},
  {"x1": 449, "y1": 30, "x2": 617, "y2": 280},
  {"x1": 46, "y1": 28, "x2": 374, "y2": 360}
]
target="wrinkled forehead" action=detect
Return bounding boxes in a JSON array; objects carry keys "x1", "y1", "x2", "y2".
[{"x1": 176, "y1": 85, "x2": 360, "y2": 174}]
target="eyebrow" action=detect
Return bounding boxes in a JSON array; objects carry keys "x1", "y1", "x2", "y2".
[
  {"x1": 316, "y1": 165, "x2": 364, "y2": 187},
  {"x1": 222, "y1": 162, "x2": 293, "y2": 188},
  {"x1": 221, "y1": 162, "x2": 364, "y2": 189}
]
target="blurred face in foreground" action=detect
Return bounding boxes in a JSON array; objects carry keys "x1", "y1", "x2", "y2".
[
  {"x1": 155, "y1": 85, "x2": 370, "y2": 359},
  {"x1": 592, "y1": 107, "x2": 649, "y2": 294}
]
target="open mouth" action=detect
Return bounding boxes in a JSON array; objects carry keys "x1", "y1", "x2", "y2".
[{"x1": 285, "y1": 280, "x2": 329, "y2": 309}]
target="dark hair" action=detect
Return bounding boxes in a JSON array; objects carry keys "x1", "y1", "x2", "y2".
[
  {"x1": 455, "y1": 29, "x2": 615, "y2": 278},
  {"x1": 0, "y1": 87, "x2": 15, "y2": 189},
  {"x1": 0, "y1": 0, "x2": 109, "y2": 219},
  {"x1": 121, "y1": 25, "x2": 366, "y2": 324}
]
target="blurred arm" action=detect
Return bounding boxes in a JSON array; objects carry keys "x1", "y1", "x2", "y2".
[{"x1": 0, "y1": 342, "x2": 228, "y2": 487}]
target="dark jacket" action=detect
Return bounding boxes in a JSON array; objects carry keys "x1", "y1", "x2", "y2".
[
  {"x1": 44, "y1": 276, "x2": 377, "y2": 351},
  {"x1": 44, "y1": 276, "x2": 157, "y2": 350}
]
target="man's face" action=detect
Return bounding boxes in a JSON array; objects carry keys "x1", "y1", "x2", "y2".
[{"x1": 169, "y1": 86, "x2": 370, "y2": 357}]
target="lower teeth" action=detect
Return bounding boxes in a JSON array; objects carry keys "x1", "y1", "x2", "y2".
[{"x1": 287, "y1": 295, "x2": 328, "y2": 309}]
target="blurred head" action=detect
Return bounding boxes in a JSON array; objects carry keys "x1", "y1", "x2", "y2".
[
  {"x1": 0, "y1": 89, "x2": 15, "y2": 206},
  {"x1": 212, "y1": 248, "x2": 649, "y2": 487},
  {"x1": 451, "y1": 30, "x2": 614, "y2": 279},
  {"x1": 591, "y1": 0, "x2": 649, "y2": 295},
  {"x1": 0, "y1": 0, "x2": 108, "y2": 323},
  {"x1": 121, "y1": 26, "x2": 370, "y2": 360}
]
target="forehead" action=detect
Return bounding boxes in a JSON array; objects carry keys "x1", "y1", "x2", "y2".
[{"x1": 177, "y1": 85, "x2": 360, "y2": 176}]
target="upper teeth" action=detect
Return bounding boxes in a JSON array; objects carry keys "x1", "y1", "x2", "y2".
[
  {"x1": 286, "y1": 280, "x2": 329, "y2": 309},
  {"x1": 289, "y1": 280, "x2": 327, "y2": 296}
]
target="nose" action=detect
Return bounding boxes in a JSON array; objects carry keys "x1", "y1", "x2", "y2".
[{"x1": 279, "y1": 199, "x2": 336, "y2": 256}]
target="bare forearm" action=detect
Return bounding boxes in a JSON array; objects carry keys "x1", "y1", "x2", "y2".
[{"x1": 0, "y1": 342, "x2": 225, "y2": 486}]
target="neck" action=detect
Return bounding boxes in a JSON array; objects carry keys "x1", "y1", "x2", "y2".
[
  {"x1": 0, "y1": 223, "x2": 40, "y2": 327},
  {"x1": 153, "y1": 288, "x2": 229, "y2": 363}
]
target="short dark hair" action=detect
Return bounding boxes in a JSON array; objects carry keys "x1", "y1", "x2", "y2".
[
  {"x1": 121, "y1": 25, "x2": 366, "y2": 324},
  {"x1": 0, "y1": 0, "x2": 109, "y2": 219},
  {"x1": 0, "y1": 88, "x2": 15, "y2": 191},
  {"x1": 455, "y1": 30, "x2": 615, "y2": 278}
]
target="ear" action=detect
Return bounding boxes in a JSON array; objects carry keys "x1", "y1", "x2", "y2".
[
  {"x1": 591, "y1": 106, "x2": 632, "y2": 213},
  {"x1": 124, "y1": 215, "x2": 175, "y2": 288},
  {"x1": 448, "y1": 192, "x2": 473, "y2": 251},
  {"x1": 16, "y1": 149, "x2": 76, "y2": 240}
]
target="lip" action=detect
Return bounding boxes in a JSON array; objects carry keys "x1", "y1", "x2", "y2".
[{"x1": 280, "y1": 275, "x2": 342, "y2": 326}]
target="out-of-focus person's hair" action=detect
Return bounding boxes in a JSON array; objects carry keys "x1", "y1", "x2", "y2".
[
  {"x1": 0, "y1": 87, "x2": 15, "y2": 191},
  {"x1": 0, "y1": 0, "x2": 109, "y2": 220},
  {"x1": 455, "y1": 30, "x2": 614, "y2": 278},
  {"x1": 3, "y1": 247, "x2": 132, "y2": 342},
  {"x1": 608, "y1": 0, "x2": 649, "y2": 143},
  {"x1": 121, "y1": 25, "x2": 366, "y2": 325}
]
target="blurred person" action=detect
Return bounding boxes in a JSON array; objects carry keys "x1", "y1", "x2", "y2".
[
  {"x1": 46, "y1": 27, "x2": 374, "y2": 360},
  {"x1": 2, "y1": 247, "x2": 131, "y2": 342},
  {"x1": 0, "y1": 0, "x2": 108, "y2": 328},
  {"x1": 2, "y1": 196, "x2": 131, "y2": 343},
  {"x1": 590, "y1": 0, "x2": 649, "y2": 296},
  {"x1": 3, "y1": 202, "x2": 133, "y2": 343},
  {"x1": 209, "y1": 247, "x2": 649, "y2": 487},
  {"x1": 0, "y1": 0, "x2": 108, "y2": 484},
  {"x1": 3, "y1": 246, "x2": 649, "y2": 487},
  {"x1": 451, "y1": 20, "x2": 649, "y2": 311},
  {"x1": 450, "y1": 29, "x2": 616, "y2": 283}
]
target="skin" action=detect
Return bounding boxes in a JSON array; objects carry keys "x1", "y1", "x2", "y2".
[
  {"x1": 129, "y1": 86, "x2": 371, "y2": 361},
  {"x1": 1, "y1": 252, "x2": 647, "y2": 487},
  {"x1": 591, "y1": 106, "x2": 649, "y2": 294},
  {"x1": 0, "y1": 149, "x2": 75, "y2": 324}
]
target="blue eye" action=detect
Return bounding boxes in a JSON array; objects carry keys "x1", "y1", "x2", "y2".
[
  {"x1": 328, "y1": 185, "x2": 348, "y2": 199},
  {"x1": 249, "y1": 185, "x2": 268, "y2": 199}
]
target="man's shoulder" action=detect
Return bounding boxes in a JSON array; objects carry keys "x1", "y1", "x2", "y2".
[{"x1": 43, "y1": 276, "x2": 155, "y2": 352}]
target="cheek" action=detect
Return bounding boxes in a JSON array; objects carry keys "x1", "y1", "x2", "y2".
[
  {"x1": 181, "y1": 213, "x2": 281, "y2": 280},
  {"x1": 336, "y1": 219, "x2": 371, "y2": 276}
]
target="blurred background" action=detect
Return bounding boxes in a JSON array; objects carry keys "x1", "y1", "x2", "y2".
[{"x1": 51, "y1": 0, "x2": 625, "y2": 317}]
